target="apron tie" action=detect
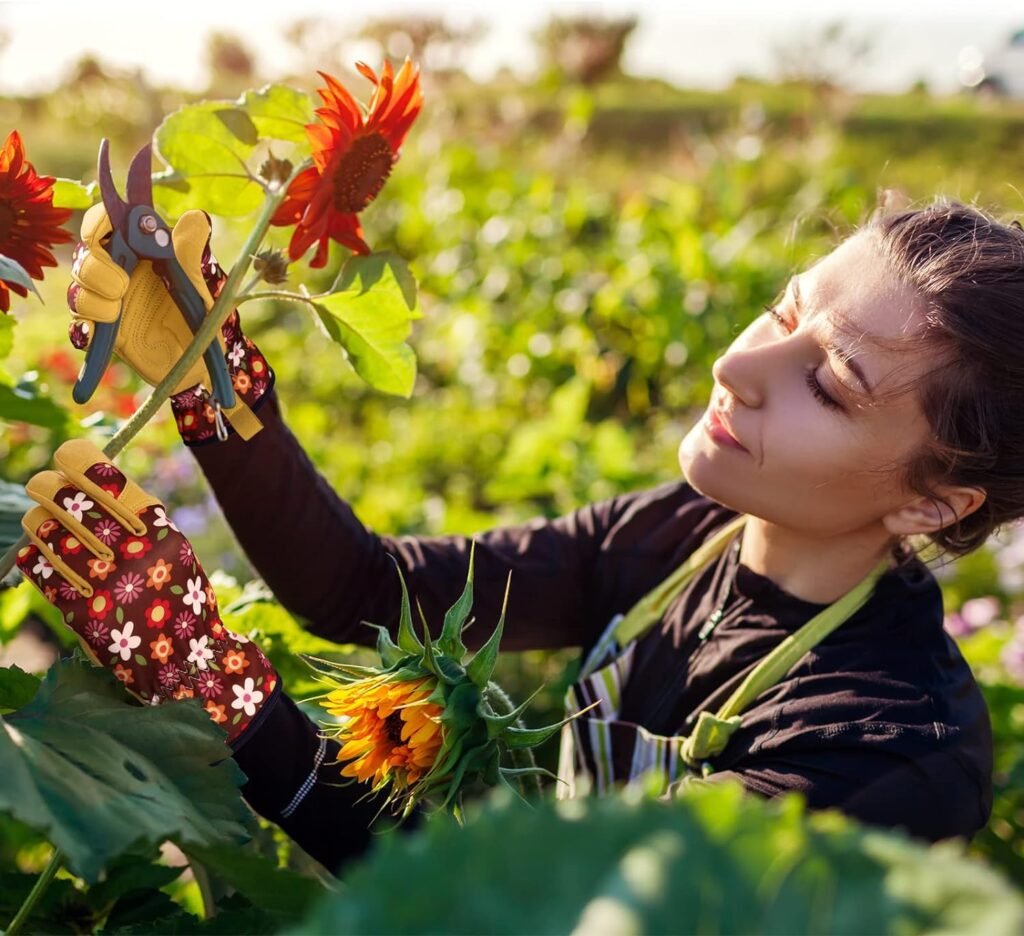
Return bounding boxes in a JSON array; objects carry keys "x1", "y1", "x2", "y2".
[{"x1": 679, "y1": 711, "x2": 742, "y2": 768}]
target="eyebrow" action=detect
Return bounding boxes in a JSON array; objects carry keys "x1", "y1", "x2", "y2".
[{"x1": 791, "y1": 278, "x2": 875, "y2": 398}]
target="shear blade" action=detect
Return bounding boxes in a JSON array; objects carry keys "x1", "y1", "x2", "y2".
[
  {"x1": 126, "y1": 143, "x2": 154, "y2": 207},
  {"x1": 96, "y1": 138, "x2": 128, "y2": 229}
]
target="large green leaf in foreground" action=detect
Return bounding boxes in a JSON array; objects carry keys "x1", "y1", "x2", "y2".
[
  {"x1": 0, "y1": 660, "x2": 251, "y2": 882},
  {"x1": 296, "y1": 780, "x2": 1024, "y2": 935}
]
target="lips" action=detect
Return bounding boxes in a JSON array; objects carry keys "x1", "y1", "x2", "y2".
[{"x1": 700, "y1": 407, "x2": 749, "y2": 454}]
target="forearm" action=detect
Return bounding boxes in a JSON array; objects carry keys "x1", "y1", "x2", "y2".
[{"x1": 229, "y1": 685, "x2": 424, "y2": 875}]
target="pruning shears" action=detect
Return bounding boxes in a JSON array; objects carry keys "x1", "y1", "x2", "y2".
[{"x1": 72, "y1": 138, "x2": 236, "y2": 412}]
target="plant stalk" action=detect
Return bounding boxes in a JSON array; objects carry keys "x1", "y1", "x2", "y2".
[
  {"x1": 5, "y1": 846, "x2": 63, "y2": 936},
  {"x1": 0, "y1": 159, "x2": 311, "y2": 584},
  {"x1": 486, "y1": 681, "x2": 543, "y2": 797}
]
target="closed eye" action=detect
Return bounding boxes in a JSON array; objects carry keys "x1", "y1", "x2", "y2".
[{"x1": 763, "y1": 304, "x2": 843, "y2": 411}]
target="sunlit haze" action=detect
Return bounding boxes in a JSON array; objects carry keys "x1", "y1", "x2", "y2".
[{"x1": 0, "y1": 0, "x2": 1018, "y2": 95}]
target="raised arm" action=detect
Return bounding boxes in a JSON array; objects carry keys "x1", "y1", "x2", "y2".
[{"x1": 190, "y1": 388, "x2": 626, "y2": 653}]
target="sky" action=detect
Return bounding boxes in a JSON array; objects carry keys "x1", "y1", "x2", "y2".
[{"x1": 0, "y1": 0, "x2": 1019, "y2": 96}]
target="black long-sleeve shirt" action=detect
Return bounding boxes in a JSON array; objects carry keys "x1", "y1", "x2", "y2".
[{"x1": 202, "y1": 389, "x2": 992, "y2": 873}]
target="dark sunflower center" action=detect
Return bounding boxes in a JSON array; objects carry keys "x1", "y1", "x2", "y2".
[
  {"x1": 384, "y1": 711, "x2": 405, "y2": 746},
  {"x1": 0, "y1": 201, "x2": 15, "y2": 244},
  {"x1": 332, "y1": 134, "x2": 395, "y2": 214}
]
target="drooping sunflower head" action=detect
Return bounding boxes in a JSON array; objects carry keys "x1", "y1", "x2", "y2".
[
  {"x1": 323, "y1": 673, "x2": 444, "y2": 790},
  {"x1": 311, "y1": 542, "x2": 592, "y2": 821},
  {"x1": 270, "y1": 58, "x2": 423, "y2": 267},
  {"x1": 0, "y1": 130, "x2": 73, "y2": 312}
]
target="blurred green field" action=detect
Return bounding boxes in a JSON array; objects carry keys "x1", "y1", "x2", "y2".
[{"x1": 3, "y1": 55, "x2": 1024, "y2": 918}]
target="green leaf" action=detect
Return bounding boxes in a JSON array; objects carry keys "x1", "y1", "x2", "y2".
[
  {"x1": 170, "y1": 585, "x2": 184, "y2": 595},
  {"x1": 0, "y1": 380, "x2": 69, "y2": 431},
  {"x1": 0, "y1": 477, "x2": 33, "y2": 566},
  {"x1": 0, "y1": 664, "x2": 41, "y2": 711},
  {"x1": 153, "y1": 170, "x2": 264, "y2": 221},
  {"x1": 116, "y1": 606, "x2": 124, "y2": 624},
  {"x1": 0, "y1": 659, "x2": 250, "y2": 882},
  {"x1": 214, "y1": 108, "x2": 259, "y2": 146},
  {"x1": 438, "y1": 540, "x2": 474, "y2": 659},
  {"x1": 388, "y1": 554, "x2": 423, "y2": 655},
  {"x1": 152, "y1": 97, "x2": 265, "y2": 220},
  {"x1": 312, "y1": 253, "x2": 421, "y2": 398},
  {"x1": 0, "y1": 254, "x2": 40, "y2": 299},
  {"x1": 51, "y1": 178, "x2": 98, "y2": 210},
  {"x1": 239, "y1": 84, "x2": 314, "y2": 145},
  {"x1": 466, "y1": 570, "x2": 511, "y2": 689},
  {"x1": 293, "y1": 783, "x2": 1024, "y2": 935},
  {"x1": 181, "y1": 842, "x2": 327, "y2": 916}
]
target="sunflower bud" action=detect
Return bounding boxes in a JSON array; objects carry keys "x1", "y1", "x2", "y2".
[
  {"x1": 251, "y1": 248, "x2": 289, "y2": 285},
  {"x1": 310, "y1": 541, "x2": 590, "y2": 820},
  {"x1": 258, "y1": 154, "x2": 294, "y2": 189}
]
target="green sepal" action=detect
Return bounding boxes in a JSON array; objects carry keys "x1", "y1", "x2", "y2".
[
  {"x1": 438, "y1": 539, "x2": 475, "y2": 659},
  {"x1": 388, "y1": 554, "x2": 424, "y2": 655},
  {"x1": 502, "y1": 710, "x2": 581, "y2": 750},
  {"x1": 437, "y1": 740, "x2": 493, "y2": 810},
  {"x1": 500, "y1": 765, "x2": 563, "y2": 784},
  {"x1": 300, "y1": 653, "x2": 391, "y2": 681},
  {"x1": 361, "y1": 621, "x2": 405, "y2": 669},
  {"x1": 441, "y1": 681, "x2": 481, "y2": 734},
  {"x1": 466, "y1": 570, "x2": 511, "y2": 689},
  {"x1": 479, "y1": 684, "x2": 545, "y2": 739}
]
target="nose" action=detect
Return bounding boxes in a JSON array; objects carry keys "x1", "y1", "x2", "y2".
[{"x1": 711, "y1": 349, "x2": 761, "y2": 410}]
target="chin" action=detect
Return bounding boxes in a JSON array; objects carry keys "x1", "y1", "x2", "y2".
[{"x1": 677, "y1": 424, "x2": 744, "y2": 512}]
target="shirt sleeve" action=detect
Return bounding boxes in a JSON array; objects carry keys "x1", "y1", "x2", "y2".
[
  {"x1": 671, "y1": 746, "x2": 991, "y2": 845},
  {"x1": 190, "y1": 388, "x2": 629, "y2": 653},
  {"x1": 228, "y1": 683, "x2": 426, "y2": 875}
]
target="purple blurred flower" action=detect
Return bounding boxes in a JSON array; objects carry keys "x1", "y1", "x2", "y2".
[
  {"x1": 944, "y1": 597, "x2": 1001, "y2": 638},
  {"x1": 1002, "y1": 636, "x2": 1024, "y2": 686},
  {"x1": 963, "y1": 597, "x2": 1000, "y2": 628}
]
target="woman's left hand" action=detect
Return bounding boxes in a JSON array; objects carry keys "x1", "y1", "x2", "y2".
[{"x1": 15, "y1": 439, "x2": 279, "y2": 743}]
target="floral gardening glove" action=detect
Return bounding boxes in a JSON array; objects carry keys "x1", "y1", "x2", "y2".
[
  {"x1": 66, "y1": 204, "x2": 275, "y2": 447},
  {"x1": 15, "y1": 439, "x2": 280, "y2": 743}
]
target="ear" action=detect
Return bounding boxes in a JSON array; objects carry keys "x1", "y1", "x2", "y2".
[{"x1": 882, "y1": 485, "x2": 987, "y2": 538}]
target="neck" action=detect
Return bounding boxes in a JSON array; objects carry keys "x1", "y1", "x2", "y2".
[{"x1": 737, "y1": 515, "x2": 896, "y2": 605}]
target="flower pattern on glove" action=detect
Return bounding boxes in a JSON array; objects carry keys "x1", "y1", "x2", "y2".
[
  {"x1": 16, "y1": 460, "x2": 278, "y2": 743},
  {"x1": 158, "y1": 237, "x2": 275, "y2": 446}
]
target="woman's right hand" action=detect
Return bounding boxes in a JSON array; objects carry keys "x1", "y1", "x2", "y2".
[{"x1": 67, "y1": 204, "x2": 275, "y2": 446}]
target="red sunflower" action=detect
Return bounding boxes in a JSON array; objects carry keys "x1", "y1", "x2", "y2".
[
  {"x1": 271, "y1": 58, "x2": 423, "y2": 267},
  {"x1": 0, "y1": 130, "x2": 72, "y2": 312}
]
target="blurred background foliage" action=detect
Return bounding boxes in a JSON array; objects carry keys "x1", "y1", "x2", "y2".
[{"x1": 3, "y1": 9, "x2": 1024, "y2": 918}]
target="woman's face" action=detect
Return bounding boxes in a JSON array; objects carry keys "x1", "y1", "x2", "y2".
[{"x1": 678, "y1": 230, "x2": 935, "y2": 537}]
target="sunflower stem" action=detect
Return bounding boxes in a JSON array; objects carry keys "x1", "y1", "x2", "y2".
[
  {"x1": 0, "y1": 157, "x2": 313, "y2": 583},
  {"x1": 485, "y1": 681, "x2": 542, "y2": 798},
  {"x1": 5, "y1": 846, "x2": 62, "y2": 936}
]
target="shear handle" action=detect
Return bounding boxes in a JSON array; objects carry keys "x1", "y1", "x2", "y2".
[
  {"x1": 159, "y1": 257, "x2": 237, "y2": 410},
  {"x1": 71, "y1": 231, "x2": 138, "y2": 405}
]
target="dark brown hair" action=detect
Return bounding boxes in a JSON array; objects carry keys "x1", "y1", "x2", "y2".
[{"x1": 859, "y1": 196, "x2": 1024, "y2": 565}]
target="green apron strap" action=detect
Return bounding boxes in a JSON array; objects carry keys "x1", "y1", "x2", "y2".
[
  {"x1": 679, "y1": 550, "x2": 893, "y2": 770},
  {"x1": 614, "y1": 513, "x2": 748, "y2": 646}
]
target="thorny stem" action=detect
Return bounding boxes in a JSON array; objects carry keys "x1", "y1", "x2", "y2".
[
  {"x1": 0, "y1": 158, "x2": 312, "y2": 585},
  {"x1": 5, "y1": 846, "x2": 63, "y2": 936},
  {"x1": 485, "y1": 681, "x2": 543, "y2": 798}
]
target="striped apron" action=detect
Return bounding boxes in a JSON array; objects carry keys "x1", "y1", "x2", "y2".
[{"x1": 556, "y1": 513, "x2": 893, "y2": 800}]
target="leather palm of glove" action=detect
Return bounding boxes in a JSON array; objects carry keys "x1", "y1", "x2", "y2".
[
  {"x1": 67, "y1": 204, "x2": 275, "y2": 447},
  {"x1": 15, "y1": 439, "x2": 280, "y2": 744}
]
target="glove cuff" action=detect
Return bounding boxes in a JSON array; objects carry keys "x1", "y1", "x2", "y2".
[{"x1": 170, "y1": 311, "x2": 275, "y2": 447}]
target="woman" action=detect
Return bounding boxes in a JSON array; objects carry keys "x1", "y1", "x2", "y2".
[{"x1": 20, "y1": 197, "x2": 1006, "y2": 874}]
